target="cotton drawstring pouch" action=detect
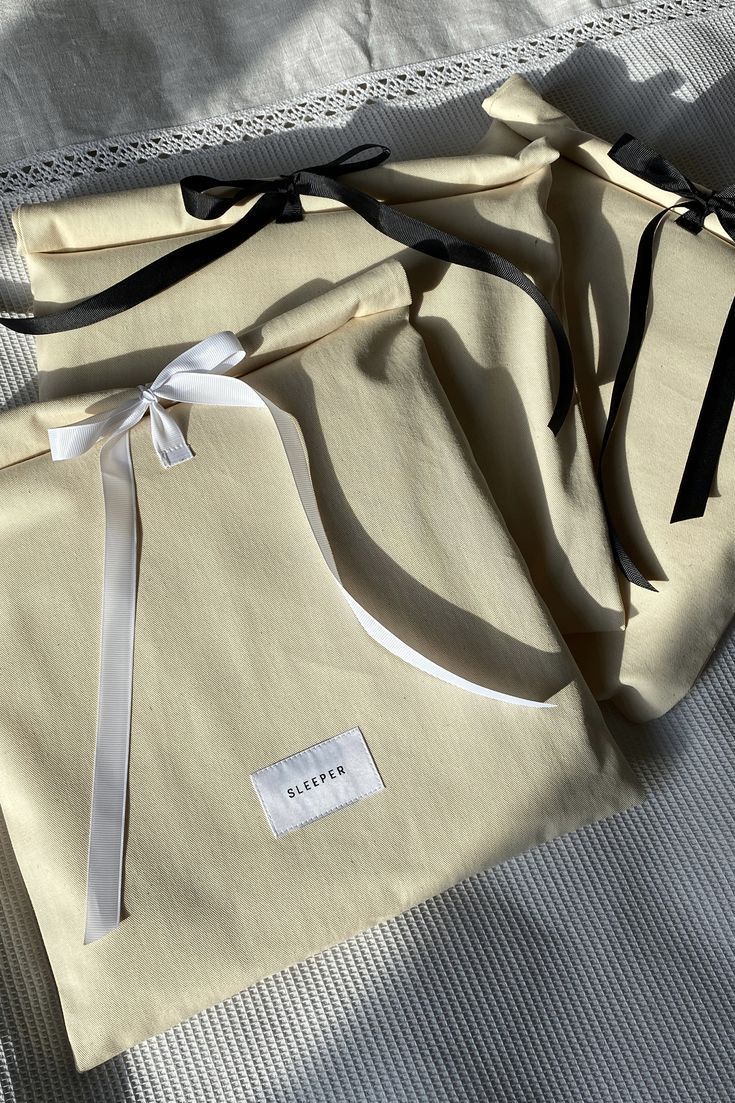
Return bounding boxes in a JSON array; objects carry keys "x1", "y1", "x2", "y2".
[
  {"x1": 480, "y1": 76, "x2": 735, "y2": 722},
  {"x1": 5, "y1": 138, "x2": 624, "y2": 641},
  {"x1": 0, "y1": 261, "x2": 640, "y2": 1070}
]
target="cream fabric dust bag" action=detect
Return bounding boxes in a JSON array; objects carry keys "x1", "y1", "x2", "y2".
[
  {"x1": 6, "y1": 139, "x2": 624, "y2": 641},
  {"x1": 0, "y1": 262, "x2": 640, "y2": 1070},
  {"x1": 481, "y1": 76, "x2": 735, "y2": 722}
]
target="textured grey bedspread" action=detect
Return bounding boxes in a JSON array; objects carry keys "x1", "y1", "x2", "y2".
[{"x1": 0, "y1": 2, "x2": 734, "y2": 1099}]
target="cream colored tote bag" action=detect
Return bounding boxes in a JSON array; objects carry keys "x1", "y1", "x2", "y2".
[
  {"x1": 0, "y1": 263, "x2": 640, "y2": 1070},
  {"x1": 481, "y1": 76, "x2": 735, "y2": 722},
  {"x1": 6, "y1": 139, "x2": 624, "y2": 642}
]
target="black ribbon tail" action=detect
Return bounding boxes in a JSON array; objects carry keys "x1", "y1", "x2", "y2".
[
  {"x1": 671, "y1": 296, "x2": 735, "y2": 522},
  {"x1": 597, "y1": 445, "x2": 658, "y2": 593},
  {"x1": 601, "y1": 206, "x2": 671, "y2": 457},
  {"x1": 299, "y1": 172, "x2": 574, "y2": 435},
  {"x1": 610, "y1": 527, "x2": 658, "y2": 593},
  {"x1": 596, "y1": 205, "x2": 672, "y2": 590},
  {"x1": 0, "y1": 190, "x2": 287, "y2": 335}
]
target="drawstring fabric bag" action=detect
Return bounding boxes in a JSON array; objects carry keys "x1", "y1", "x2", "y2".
[
  {"x1": 6, "y1": 138, "x2": 624, "y2": 641},
  {"x1": 0, "y1": 262, "x2": 640, "y2": 1070},
  {"x1": 481, "y1": 75, "x2": 735, "y2": 721}
]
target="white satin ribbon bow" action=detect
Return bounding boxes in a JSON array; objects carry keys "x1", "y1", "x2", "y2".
[{"x1": 49, "y1": 331, "x2": 553, "y2": 944}]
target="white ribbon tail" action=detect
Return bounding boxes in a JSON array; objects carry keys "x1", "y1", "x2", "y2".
[
  {"x1": 84, "y1": 432, "x2": 138, "y2": 944},
  {"x1": 259, "y1": 394, "x2": 554, "y2": 709}
]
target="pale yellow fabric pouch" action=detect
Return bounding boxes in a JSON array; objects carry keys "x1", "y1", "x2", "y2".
[
  {"x1": 0, "y1": 261, "x2": 640, "y2": 1070},
  {"x1": 481, "y1": 76, "x2": 735, "y2": 722},
  {"x1": 10, "y1": 139, "x2": 624, "y2": 641}
]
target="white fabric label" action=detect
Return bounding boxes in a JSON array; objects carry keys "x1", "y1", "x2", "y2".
[{"x1": 250, "y1": 728, "x2": 384, "y2": 837}]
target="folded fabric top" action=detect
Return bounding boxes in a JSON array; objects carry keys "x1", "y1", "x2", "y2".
[
  {"x1": 9, "y1": 134, "x2": 624, "y2": 643},
  {"x1": 14, "y1": 147, "x2": 550, "y2": 253},
  {"x1": 481, "y1": 75, "x2": 735, "y2": 720}
]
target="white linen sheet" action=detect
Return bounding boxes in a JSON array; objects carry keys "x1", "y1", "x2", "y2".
[{"x1": 0, "y1": 0, "x2": 625, "y2": 163}]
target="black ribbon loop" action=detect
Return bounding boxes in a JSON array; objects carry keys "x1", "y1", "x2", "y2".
[
  {"x1": 180, "y1": 144, "x2": 392, "y2": 223},
  {"x1": 0, "y1": 143, "x2": 574, "y2": 435},
  {"x1": 598, "y1": 134, "x2": 735, "y2": 589}
]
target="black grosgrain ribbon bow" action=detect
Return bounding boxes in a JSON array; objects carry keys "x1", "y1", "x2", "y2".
[
  {"x1": 600, "y1": 134, "x2": 735, "y2": 590},
  {"x1": 0, "y1": 144, "x2": 574, "y2": 435}
]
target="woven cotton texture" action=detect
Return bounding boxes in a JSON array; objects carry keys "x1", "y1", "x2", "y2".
[{"x1": 1, "y1": 0, "x2": 734, "y2": 1099}]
